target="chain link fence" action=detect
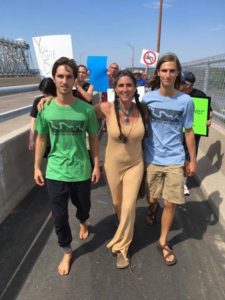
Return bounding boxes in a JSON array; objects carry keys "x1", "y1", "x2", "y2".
[{"x1": 182, "y1": 53, "x2": 225, "y2": 125}]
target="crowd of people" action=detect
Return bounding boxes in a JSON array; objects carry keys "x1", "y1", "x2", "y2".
[{"x1": 29, "y1": 52, "x2": 211, "y2": 275}]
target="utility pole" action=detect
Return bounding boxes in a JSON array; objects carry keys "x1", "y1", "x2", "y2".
[
  {"x1": 156, "y1": 0, "x2": 163, "y2": 53},
  {"x1": 127, "y1": 43, "x2": 135, "y2": 70},
  {"x1": 79, "y1": 52, "x2": 84, "y2": 64}
]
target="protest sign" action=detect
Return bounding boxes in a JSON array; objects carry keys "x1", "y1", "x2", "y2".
[
  {"x1": 33, "y1": 34, "x2": 73, "y2": 77},
  {"x1": 192, "y1": 97, "x2": 211, "y2": 136},
  {"x1": 87, "y1": 56, "x2": 109, "y2": 92}
]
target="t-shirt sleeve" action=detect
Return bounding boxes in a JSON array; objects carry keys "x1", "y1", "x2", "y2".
[
  {"x1": 86, "y1": 107, "x2": 99, "y2": 135},
  {"x1": 141, "y1": 93, "x2": 148, "y2": 104},
  {"x1": 35, "y1": 111, "x2": 49, "y2": 135},
  {"x1": 182, "y1": 96, "x2": 194, "y2": 129}
]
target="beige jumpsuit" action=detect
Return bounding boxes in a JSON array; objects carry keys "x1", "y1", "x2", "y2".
[{"x1": 105, "y1": 105, "x2": 145, "y2": 260}]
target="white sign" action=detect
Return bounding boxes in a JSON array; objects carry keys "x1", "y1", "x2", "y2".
[
  {"x1": 107, "y1": 88, "x2": 115, "y2": 103},
  {"x1": 140, "y1": 49, "x2": 159, "y2": 67},
  {"x1": 32, "y1": 34, "x2": 73, "y2": 77}
]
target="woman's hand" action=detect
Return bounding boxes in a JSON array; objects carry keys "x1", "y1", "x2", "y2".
[{"x1": 37, "y1": 96, "x2": 53, "y2": 111}]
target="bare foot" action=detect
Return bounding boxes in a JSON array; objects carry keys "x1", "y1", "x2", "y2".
[
  {"x1": 79, "y1": 223, "x2": 89, "y2": 240},
  {"x1": 57, "y1": 253, "x2": 73, "y2": 276}
]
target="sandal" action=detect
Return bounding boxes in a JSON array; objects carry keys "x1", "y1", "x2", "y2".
[
  {"x1": 146, "y1": 202, "x2": 159, "y2": 225},
  {"x1": 116, "y1": 253, "x2": 129, "y2": 269},
  {"x1": 156, "y1": 241, "x2": 177, "y2": 266}
]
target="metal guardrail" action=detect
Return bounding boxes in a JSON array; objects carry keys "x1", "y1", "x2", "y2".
[
  {"x1": 213, "y1": 111, "x2": 225, "y2": 121},
  {"x1": 0, "y1": 105, "x2": 32, "y2": 122}
]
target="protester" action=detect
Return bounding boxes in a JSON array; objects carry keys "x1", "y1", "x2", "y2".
[
  {"x1": 34, "y1": 57, "x2": 100, "y2": 276},
  {"x1": 100, "y1": 62, "x2": 120, "y2": 131},
  {"x1": 73, "y1": 64, "x2": 95, "y2": 166},
  {"x1": 180, "y1": 71, "x2": 213, "y2": 195},
  {"x1": 95, "y1": 69, "x2": 148, "y2": 269},
  {"x1": 29, "y1": 77, "x2": 56, "y2": 151},
  {"x1": 100, "y1": 62, "x2": 119, "y2": 102},
  {"x1": 73, "y1": 64, "x2": 94, "y2": 104},
  {"x1": 133, "y1": 69, "x2": 147, "y2": 87},
  {"x1": 142, "y1": 53, "x2": 196, "y2": 265},
  {"x1": 108, "y1": 63, "x2": 120, "y2": 86}
]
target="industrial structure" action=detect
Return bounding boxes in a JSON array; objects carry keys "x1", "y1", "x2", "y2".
[{"x1": 0, "y1": 37, "x2": 37, "y2": 77}]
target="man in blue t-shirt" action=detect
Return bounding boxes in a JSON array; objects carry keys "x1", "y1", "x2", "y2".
[{"x1": 142, "y1": 53, "x2": 196, "y2": 266}]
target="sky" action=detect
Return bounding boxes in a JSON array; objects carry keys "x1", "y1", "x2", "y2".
[{"x1": 1, "y1": 0, "x2": 225, "y2": 69}]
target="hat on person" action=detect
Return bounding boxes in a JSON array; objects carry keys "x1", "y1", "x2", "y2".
[{"x1": 181, "y1": 71, "x2": 196, "y2": 85}]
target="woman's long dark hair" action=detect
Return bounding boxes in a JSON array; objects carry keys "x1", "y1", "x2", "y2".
[
  {"x1": 113, "y1": 69, "x2": 148, "y2": 143},
  {"x1": 39, "y1": 77, "x2": 57, "y2": 96},
  {"x1": 149, "y1": 53, "x2": 182, "y2": 91}
]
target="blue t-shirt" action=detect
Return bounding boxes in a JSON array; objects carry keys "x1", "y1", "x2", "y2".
[
  {"x1": 136, "y1": 78, "x2": 147, "y2": 87},
  {"x1": 142, "y1": 89, "x2": 194, "y2": 165}
]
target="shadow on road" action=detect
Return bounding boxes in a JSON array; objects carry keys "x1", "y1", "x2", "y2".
[
  {"x1": 0, "y1": 185, "x2": 53, "y2": 300},
  {"x1": 170, "y1": 190, "x2": 222, "y2": 247}
]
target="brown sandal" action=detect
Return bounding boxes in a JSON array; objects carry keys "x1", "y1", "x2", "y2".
[
  {"x1": 156, "y1": 241, "x2": 177, "y2": 266},
  {"x1": 146, "y1": 202, "x2": 159, "y2": 225}
]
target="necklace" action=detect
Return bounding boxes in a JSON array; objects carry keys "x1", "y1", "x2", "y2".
[
  {"x1": 119, "y1": 102, "x2": 134, "y2": 124},
  {"x1": 121, "y1": 113, "x2": 134, "y2": 144}
]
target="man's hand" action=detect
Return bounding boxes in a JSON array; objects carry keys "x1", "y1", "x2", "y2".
[
  {"x1": 206, "y1": 119, "x2": 212, "y2": 127},
  {"x1": 184, "y1": 160, "x2": 196, "y2": 177},
  {"x1": 28, "y1": 140, "x2": 35, "y2": 151},
  {"x1": 34, "y1": 168, "x2": 45, "y2": 186},
  {"x1": 91, "y1": 166, "x2": 100, "y2": 184}
]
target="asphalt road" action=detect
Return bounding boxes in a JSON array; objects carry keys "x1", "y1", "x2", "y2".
[{"x1": 0, "y1": 133, "x2": 225, "y2": 300}]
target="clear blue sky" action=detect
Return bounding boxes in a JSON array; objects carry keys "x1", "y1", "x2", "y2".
[{"x1": 1, "y1": 0, "x2": 225, "y2": 69}]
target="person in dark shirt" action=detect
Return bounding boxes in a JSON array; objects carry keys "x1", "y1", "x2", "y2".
[
  {"x1": 72, "y1": 65, "x2": 94, "y2": 104},
  {"x1": 29, "y1": 77, "x2": 56, "y2": 151},
  {"x1": 180, "y1": 71, "x2": 213, "y2": 195}
]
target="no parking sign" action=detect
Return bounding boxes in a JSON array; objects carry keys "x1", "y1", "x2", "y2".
[{"x1": 140, "y1": 49, "x2": 159, "y2": 67}]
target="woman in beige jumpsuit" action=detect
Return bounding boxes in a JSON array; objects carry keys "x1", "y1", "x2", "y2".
[{"x1": 95, "y1": 69, "x2": 148, "y2": 268}]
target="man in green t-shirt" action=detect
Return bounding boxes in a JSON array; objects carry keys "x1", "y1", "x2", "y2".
[{"x1": 34, "y1": 57, "x2": 100, "y2": 276}]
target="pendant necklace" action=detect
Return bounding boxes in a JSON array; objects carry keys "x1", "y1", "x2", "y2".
[{"x1": 119, "y1": 102, "x2": 134, "y2": 124}]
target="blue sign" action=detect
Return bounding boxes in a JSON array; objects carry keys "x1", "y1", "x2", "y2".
[{"x1": 87, "y1": 56, "x2": 109, "y2": 92}]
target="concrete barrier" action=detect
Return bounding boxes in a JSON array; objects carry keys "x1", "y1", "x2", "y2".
[
  {"x1": 0, "y1": 105, "x2": 32, "y2": 122},
  {"x1": 0, "y1": 84, "x2": 38, "y2": 96},
  {"x1": 0, "y1": 125, "x2": 35, "y2": 223}
]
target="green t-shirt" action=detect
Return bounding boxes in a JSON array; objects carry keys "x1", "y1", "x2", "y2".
[{"x1": 35, "y1": 98, "x2": 98, "y2": 182}]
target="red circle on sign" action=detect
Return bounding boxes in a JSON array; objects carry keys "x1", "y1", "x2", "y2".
[{"x1": 143, "y1": 51, "x2": 157, "y2": 65}]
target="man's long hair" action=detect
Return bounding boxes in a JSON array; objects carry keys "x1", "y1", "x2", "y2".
[{"x1": 149, "y1": 53, "x2": 182, "y2": 91}]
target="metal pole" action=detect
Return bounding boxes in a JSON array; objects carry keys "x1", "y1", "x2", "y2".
[
  {"x1": 127, "y1": 43, "x2": 135, "y2": 70},
  {"x1": 131, "y1": 46, "x2": 134, "y2": 70},
  {"x1": 79, "y1": 52, "x2": 84, "y2": 64},
  {"x1": 156, "y1": 0, "x2": 163, "y2": 53}
]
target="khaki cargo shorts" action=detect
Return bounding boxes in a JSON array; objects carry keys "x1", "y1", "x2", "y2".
[{"x1": 146, "y1": 163, "x2": 185, "y2": 205}]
